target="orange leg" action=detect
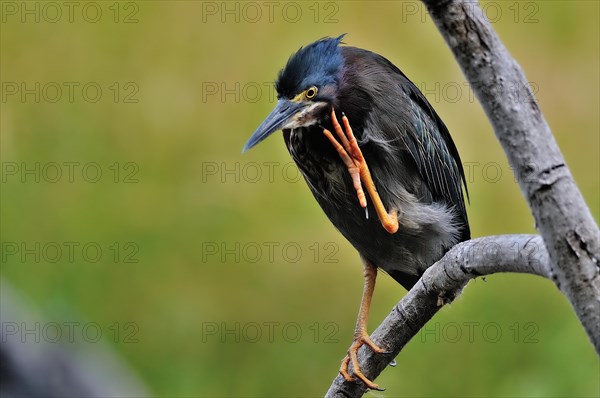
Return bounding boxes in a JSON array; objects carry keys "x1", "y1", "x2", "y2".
[
  {"x1": 339, "y1": 259, "x2": 386, "y2": 391},
  {"x1": 323, "y1": 109, "x2": 399, "y2": 234}
]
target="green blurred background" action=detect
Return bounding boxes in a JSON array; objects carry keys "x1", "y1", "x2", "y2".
[{"x1": 1, "y1": 1, "x2": 599, "y2": 396}]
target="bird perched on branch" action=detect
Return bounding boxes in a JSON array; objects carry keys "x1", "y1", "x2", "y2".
[{"x1": 243, "y1": 35, "x2": 470, "y2": 390}]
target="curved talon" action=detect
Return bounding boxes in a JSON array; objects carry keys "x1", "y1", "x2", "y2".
[
  {"x1": 340, "y1": 356, "x2": 356, "y2": 382},
  {"x1": 339, "y1": 334, "x2": 386, "y2": 391},
  {"x1": 323, "y1": 128, "x2": 367, "y2": 208},
  {"x1": 323, "y1": 108, "x2": 400, "y2": 234},
  {"x1": 382, "y1": 209, "x2": 399, "y2": 234}
]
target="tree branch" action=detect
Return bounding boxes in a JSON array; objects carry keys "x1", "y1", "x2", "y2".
[
  {"x1": 325, "y1": 1, "x2": 599, "y2": 396},
  {"x1": 325, "y1": 234, "x2": 550, "y2": 397},
  {"x1": 421, "y1": 0, "x2": 600, "y2": 347}
]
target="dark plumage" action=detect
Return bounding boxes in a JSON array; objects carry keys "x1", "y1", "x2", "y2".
[
  {"x1": 247, "y1": 35, "x2": 469, "y2": 288},
  {"x1": 243, "y1": 35, "x2": 470, "y2": 389}
]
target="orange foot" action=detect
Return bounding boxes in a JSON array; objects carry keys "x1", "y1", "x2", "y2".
[
  {"x1": 323, "y1": 109, "x2": 399, "y2": 234},
  {"x1": 340, "y1": 333, "x2": 387, "y2": 391}
]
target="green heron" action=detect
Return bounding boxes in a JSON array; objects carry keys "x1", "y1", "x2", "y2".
[{"x1": 243, "y1": 35, "x2": 470, "y2": 390}]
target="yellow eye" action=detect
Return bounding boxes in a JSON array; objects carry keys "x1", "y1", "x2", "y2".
[{"x1": 305, "y1": 86, "x2": 318, "y2": 99}]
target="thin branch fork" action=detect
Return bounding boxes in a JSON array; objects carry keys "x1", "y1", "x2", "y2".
[
  {"x1": 325, "y1": 0, "x2": 599, "y2": 396},
  {"x1": 325, "y1": 234, "x2": 551, "y2": 397},
  {"x1": 421, "y1": 0, "x2": 599, "y2": 344}
]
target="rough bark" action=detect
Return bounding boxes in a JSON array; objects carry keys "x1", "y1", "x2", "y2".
[
  {"x1": 325, "y1": 235, "x2": 550, "y2": 397},
  {"x1": 325, "y1": 1, "x2": 599, "y2": 396},
  {"x1": 422, "y1": 0, "x2": 599, "y2": 345}
]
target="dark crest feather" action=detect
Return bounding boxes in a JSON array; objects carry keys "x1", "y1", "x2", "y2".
[{"x1": 275, "y1": 34, "x2": 346, "y2": 98}]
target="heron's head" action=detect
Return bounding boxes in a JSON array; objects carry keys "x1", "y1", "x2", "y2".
[{"x1": 243, "y1": 35, "x2": 346, "y2": 152}]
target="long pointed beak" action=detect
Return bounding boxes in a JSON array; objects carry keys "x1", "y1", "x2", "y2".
[{"x1": 242, "y1": 99, "x2": 305, "y2": 153}]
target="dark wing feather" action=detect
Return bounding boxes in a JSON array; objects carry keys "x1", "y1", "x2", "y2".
[
  {"x1": 341, "y1": 47, "x2": 470, "y2": 241},
  {"x1": 401, "y1": 80, "x2": 470, "y2": 238}
]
